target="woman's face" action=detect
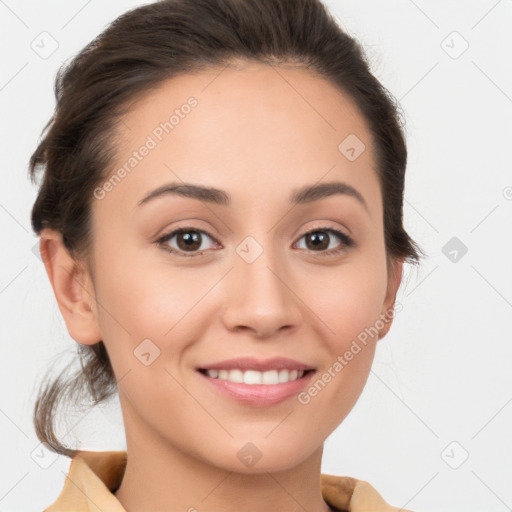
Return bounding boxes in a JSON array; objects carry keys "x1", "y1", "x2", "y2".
[{"x1": 81, "y1": 60, "x2": 401, "y2": 472}]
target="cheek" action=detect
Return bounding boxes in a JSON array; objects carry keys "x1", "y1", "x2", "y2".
[
  {"x1": 307, "y1": 256, "x2": 388, "y2": 351},
  {"x1": 298, "y1": 250, "x2": 388, "y2": 407},
  {"x1": 91, "y1": 239, "x2": 228, "y2": 385},
  {"x1": 91, "y1": 251, "x2": 204, "y2": 417},
  {"x1": 91, "y1": 242, "x2": 192, "y2": 366}
]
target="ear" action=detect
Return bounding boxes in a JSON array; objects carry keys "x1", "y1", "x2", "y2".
[
  {"x1": 39, "y1": 228, "x2": 102, "y2": 346},
  {"x1": 378, "y1": 258, "x2": 403, "y2": 340}
]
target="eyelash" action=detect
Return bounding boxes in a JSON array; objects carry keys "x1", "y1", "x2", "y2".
[{"x1": 155, "y1": 225, "x2": 354, "y2": 258}]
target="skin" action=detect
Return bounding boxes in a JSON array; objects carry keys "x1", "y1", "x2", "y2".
[{"x1": 40, "y1": 59, "x2": 403, "y2": 512}]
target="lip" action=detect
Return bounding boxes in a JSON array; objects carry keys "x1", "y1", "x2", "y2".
[
  {"x1": 197, "y1": 369, "x2": 316, "y2": 407},
  {"x1": 195, "y1": 356, "x2": 315, "y2": 372}
]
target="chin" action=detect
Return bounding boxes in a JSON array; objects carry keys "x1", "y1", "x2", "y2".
[{"x1": 198, "y1": 437, "x2": 319, "y2": 474}]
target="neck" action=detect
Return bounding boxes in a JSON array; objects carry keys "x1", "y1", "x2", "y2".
[{"x1": 114, "y1": 402, "x2": 333, "y2": 512}]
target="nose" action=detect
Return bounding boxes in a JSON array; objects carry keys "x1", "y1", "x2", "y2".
[{"x1": 220, "y1": 243, "x2": 303, "y2": 339}]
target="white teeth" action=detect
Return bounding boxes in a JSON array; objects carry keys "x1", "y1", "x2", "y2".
[
  {"x1": 262, "y1": 370, "x2": 278, "y2": 384},
  {"x1": 204, "y1": 368, "x2": 305, "y2": 384},
  {"x1": 244, "y1": 370, "x2": 262, "y2": 384},
  {"x1": 229, "y1": 369, "x2": 243, "y2": 383}
]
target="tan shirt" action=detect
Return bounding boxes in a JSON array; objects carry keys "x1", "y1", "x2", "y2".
[{"x1": 43, "y1": 450, "x2": 414, "y2": 511}]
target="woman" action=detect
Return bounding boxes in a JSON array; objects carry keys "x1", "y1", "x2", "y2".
[{"x1": 30, "y1": 0, "x2": 424, "y2": 510}]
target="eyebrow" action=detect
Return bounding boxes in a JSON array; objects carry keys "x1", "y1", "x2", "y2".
[{"x1": 137, "y1": 180, "x2": 368, "y2": 212}]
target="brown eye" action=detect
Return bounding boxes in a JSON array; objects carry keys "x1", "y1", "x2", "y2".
[
  {"x1": 157, "y1": 228, "x2": 219, "y2": 257},
  {"x1": 304, "y1": 231, "x2": 330, "y2": 251},
  {"x1": 295, "y1": 228, "x2": 354, "y2": 256},
  {"x1": 176, "y1": 230, "x2": 202, "y2": 251}
]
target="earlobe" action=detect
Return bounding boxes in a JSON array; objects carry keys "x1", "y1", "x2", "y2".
[{"x1": 39, "y1": 228, "x2": 102, "y2": 346}]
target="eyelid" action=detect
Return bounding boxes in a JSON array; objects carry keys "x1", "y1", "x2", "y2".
[
  {"x1": 155, "y1": 223, "x2": 354, "y2": 258},
  {"x1": 294, "y1": 225, "x2": 354, "y2": 255},
  {"x1": 155, "y1": 225, "x2": 220, "y2": 257}
]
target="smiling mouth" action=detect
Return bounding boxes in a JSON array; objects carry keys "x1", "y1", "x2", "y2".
[{"x1": 197, "y1": 368, "x2": 315, "y2": 385}]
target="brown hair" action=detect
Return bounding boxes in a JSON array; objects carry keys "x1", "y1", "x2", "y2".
[{"x1": 29, "y1": 0, "x2": 425, "y2": 458}]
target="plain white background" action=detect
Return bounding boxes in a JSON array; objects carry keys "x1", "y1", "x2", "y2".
[{"x1": 1, "y1": 1, "x2": 511, "y2": 511}]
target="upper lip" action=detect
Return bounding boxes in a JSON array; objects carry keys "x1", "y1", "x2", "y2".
[{"x1": 197, "y1": 357, "x2": 315, "y2": 372}]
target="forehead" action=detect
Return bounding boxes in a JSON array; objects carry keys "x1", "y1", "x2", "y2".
[{"x1": 102, "y1": 60, "x2": 380, "y2": 216}]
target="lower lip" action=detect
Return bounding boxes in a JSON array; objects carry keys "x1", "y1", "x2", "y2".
[{"x1": 197, "y1": 370, "x2": 316, "y2": 407}]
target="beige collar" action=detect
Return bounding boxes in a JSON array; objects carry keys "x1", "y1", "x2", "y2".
[{"x1": 44, "y1": 450, "x2": 410, "y2": 512}]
